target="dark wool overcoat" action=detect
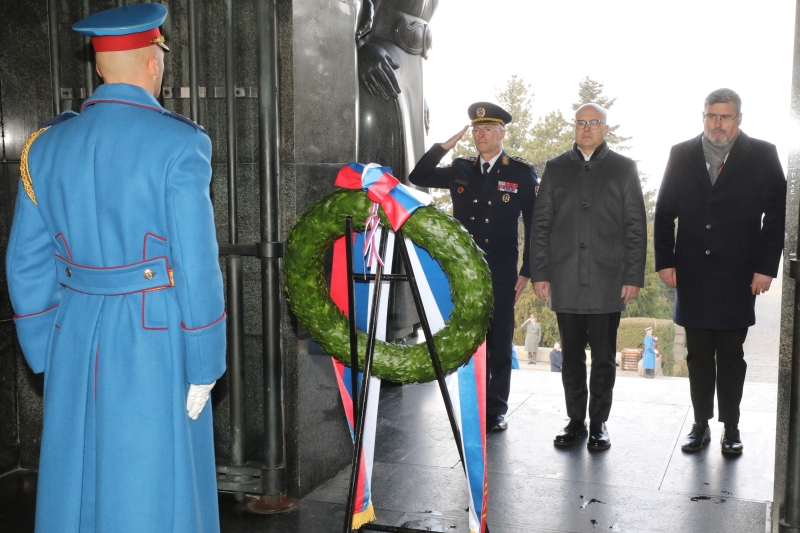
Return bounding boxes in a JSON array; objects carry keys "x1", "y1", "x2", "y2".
[
  {"x1": 530, "y1": 142, "x2": 647, "y2": 314},
  {"x1": 654, "y1": 131, "x2": 786, "y2": 330}
]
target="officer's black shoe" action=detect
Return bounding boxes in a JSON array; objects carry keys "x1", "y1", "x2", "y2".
[
  {"x1": 681, "y1": 421, "x2": 711, "y2": 452},
  {"x1": 587, "y1": 421, "x2": 611, "y2": 450},
  {"x1": 554, "y1": 419, "x2": 587, "y2": 447},
  {"x1": 487, "y1": 414, "x2": 508, "y2": 432},
  {"x1": 721, "y1": 426, "x2": 743, "y2": 455}
]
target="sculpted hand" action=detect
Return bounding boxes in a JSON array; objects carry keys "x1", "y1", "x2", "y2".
[
  {"x1": 751, "y1": 273, "x2": 773, "y2": 295},
  {"x1": 658, "y1": 268, "x2": 677, "y2": 288},
  {"x1": 440, "y1": 126, "x2": 470, "y2": 151},
  {"x1": 514, "y1": 276, "x2": 529, "y2": 303},
  {"x1": 355, "y1": 0, "x2": 375, "y2": 39},
  {"x1": 358, "y1": 42, "x2": 401, "y2": 100},
  {"x1": 186, "y1": 381, "x2": 216, "y2": 420},
  {"x1": 620, "y1": 285, "x2": 640, "y2": 304},
  {"x1": 533, "y1": 281, "x2": 550, "y2": 301}
]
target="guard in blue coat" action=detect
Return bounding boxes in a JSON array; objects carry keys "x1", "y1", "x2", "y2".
[
  {"x1": 643, "y1": 326, "x2": 656, "y2": 378},
  {"x1": 408, "y1": 102, "x2": 538, "y2": 432},
  {"x1": 6, "y1": 4, "x2": 226, "y2": 532}
]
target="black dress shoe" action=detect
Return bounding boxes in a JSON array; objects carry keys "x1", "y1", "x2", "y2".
[
  {"x1": 721, "y1": 427, "x2": 743, "y2": 455},
  {"x1": 487, "y1": 414, "x2": 508, "y2": 432},
  {"x1": 681, "y1": 422, "x2": 711, "y2": 452},
  {"x1": 587, "y1": 421, "x2": 611, "y2": 450},
  {"x1": 554, "y1": 419, "x2": 587, "y2": 447}
]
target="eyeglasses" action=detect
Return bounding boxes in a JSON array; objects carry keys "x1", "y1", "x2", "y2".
[
  {"x1": 703, "y1": 113, "x2": 738, "y2": 123},
  {"x1": 471, "y1": 127, "x2": 501, "y2": 135},
  {"x1": 574, "y1": 119, "x2": 605, "y2": 130}
]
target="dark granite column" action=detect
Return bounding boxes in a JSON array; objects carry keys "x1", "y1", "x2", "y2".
[
  {"x1": 0, "y1": 0, "x2": 55, "y2": 475},
  {"x1": 773, "y1": 1, "x2": 800, "y2": 529}
]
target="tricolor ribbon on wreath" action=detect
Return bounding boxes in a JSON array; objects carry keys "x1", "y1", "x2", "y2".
[{"x1": 329, "y1": 163, "x2": 488, "y2": 533}]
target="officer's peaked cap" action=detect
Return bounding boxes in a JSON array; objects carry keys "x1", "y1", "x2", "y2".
[
  {"x1": 73, "y1": 3, "x2": 169, "y2": 52},
  {"x1": 468, "y1": 102, "x2": 512, "y2": 126}
]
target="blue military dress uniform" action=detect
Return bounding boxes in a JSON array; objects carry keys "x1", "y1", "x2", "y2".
[
  {"x1": 7, "y1": 6, "x2": 226, "y2": 530},
  {"x1": 8, "y1": 81, "x2": 226, "y2": 533},
  {"x1": 409, "y1": 131, "x2": 537, "y2": 417},
  {"x1": 643, "y1": 330, "x2": 656, "y2": 370}
]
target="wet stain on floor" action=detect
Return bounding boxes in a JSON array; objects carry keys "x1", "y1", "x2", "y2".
[{"x1": 691, "y1": 496, "x2": 727, "y2": 504}]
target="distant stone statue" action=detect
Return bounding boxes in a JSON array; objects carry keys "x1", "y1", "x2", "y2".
[{"x1": 357, "y1": 0, "x2": 438, "y2": 181}]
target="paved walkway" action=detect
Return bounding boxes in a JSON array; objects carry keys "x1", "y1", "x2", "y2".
[
  {"x1": 742, "y1": 258, "x2": 783, "y2": 384},
  {"x1": 213, "y1": 370, "x2": 778, "y2": 533}
]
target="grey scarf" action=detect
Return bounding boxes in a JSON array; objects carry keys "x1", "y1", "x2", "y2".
[{"x1": 702, "y1": 133, "x2": 737, "y2": 185}]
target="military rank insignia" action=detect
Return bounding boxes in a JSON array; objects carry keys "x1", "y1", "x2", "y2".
[
  {"x1": 502, "y1": 155, "x2": 509, "y2": 166},
  {"x1": 497, "y1": 181, "x2": 518, "y2": 193},
  {"x1": 502, "y1": 194, "x2": 510, "y2": 203}
]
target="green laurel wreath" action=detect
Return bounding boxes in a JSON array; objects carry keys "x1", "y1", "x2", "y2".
[{"x1": 284, "y1": 188, "x2": 493, "y2": 384}]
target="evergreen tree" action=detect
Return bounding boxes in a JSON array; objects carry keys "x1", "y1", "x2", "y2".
[
  {"x1": 527, "y1": 110, "x2": 573, "y2": 173},
  {"x1": 495, "y1": 75, "x2": 534, "y2": 157}
]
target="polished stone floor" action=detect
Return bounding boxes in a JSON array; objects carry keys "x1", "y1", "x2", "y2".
[{"x1": 0, "y1": 371, "x2": 777, "y2": 533}]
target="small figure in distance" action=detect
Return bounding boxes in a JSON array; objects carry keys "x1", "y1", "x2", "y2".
[
  {"x1": 550, "y1": 342, "x2": 563, "y2": 373},
  {"x1": 521, "y1": 314, "x2": 542, "y2": 365},
  {"x1": 643, "y1": 326, "x2": 656, "y2": 379}
]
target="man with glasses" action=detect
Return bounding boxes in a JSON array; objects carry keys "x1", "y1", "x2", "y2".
[
  {"x1": 654, "y1": 88, "x2": 786, "y2": 455},
  {"x1": 408, "y1": 102, "x2": 538, "y2": 432},
  {"x1": 530, "y1": 103, "x2": 646, "y2": 450}
]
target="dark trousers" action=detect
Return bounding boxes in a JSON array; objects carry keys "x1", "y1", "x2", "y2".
[
  {"x1": 556, "y1": 312, "x2": 621, "y2": 422},
  {"x1": 486, "y1": 284, "x2": 515, "y2": 417},
  {"x1": 685, "y1": 327, "x2": 748, "y2": 425}
]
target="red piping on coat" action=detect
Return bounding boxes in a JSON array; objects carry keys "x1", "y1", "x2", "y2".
[
  {"x1": 181, "y1": 311, "x2": 226, "y2": 331},
  {"x1": 81, "y1": 99, "x2": 163, "y2": 114},
  {"x1": 143, "y1": 232, "x2": 167, "y2": 260},
  {"x1": 55, "y1": 253, "x2": 170, "y2": 272},
  {"x1": 14, "y1": 304, "x2": 58, "y2": 319},
  {"x1": 55, "y1": 233, "x2": 73, "y2": 261}
]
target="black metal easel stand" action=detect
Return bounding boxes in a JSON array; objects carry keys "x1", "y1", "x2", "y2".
[{"x1": 340, "y1": 217, "x2": 487, "y2": 533}]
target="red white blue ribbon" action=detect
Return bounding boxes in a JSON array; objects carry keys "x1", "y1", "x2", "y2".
[
  {"x1": 330, "y1": 230, "x2": 394, "y2": 529},
  {"x1": 328, "y1": 219, "x2": 487, "y2": 532},
  {"x1": 402, "y1": 236, "x2": 488, "y2": 533},
  {"x1": 335, "y1": 162, "x2": 431, "y2": 231}
]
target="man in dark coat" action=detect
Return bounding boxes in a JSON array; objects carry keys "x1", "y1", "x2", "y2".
[
  {"x1": 550, "y1": 342, "x2": 563, "y2": 373},
  {"x1": 654, "y1": 88, "x2": 786, "y2": 455},
  {"x1": 409, "y1": 102, "x2": 538, "y2": 432},
  {"x1": 531, "y1": 103, "x2": 647, "y2": 451}
]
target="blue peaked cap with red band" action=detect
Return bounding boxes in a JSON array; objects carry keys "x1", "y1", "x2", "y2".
[
  {"x1": 335, "y1": 163, "x2": 431, "y2": 230},
  {"x1": 73, "y1": 3, "x2": 167, "y2": 36},
  {"x1": 73, "y1": 3, "x2": 169, "y2": 52}
]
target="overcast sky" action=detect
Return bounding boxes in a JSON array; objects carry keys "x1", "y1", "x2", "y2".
[{"x1": 422, "y1": 0, "x2": 795, "y2": 190}]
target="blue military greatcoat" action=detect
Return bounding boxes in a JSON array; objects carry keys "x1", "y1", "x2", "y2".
[
  {"x1": 643, "y1": 332, "x2": 656, "y2": 370},
  {"x1": 7, "y1": 83, "x2": 226, "y2": 533}
]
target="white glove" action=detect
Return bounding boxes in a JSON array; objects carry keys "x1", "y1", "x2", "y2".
[{"x1": 186, "y1": 381, "x2": 216, "y2": 420}]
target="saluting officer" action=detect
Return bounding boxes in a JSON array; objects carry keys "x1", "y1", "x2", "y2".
[
  {"x1": 409, "y1": 102, "x2": 538, "y2": 432},
  {"x1": 6, "y1": 4, "x2": 225, "y2": 532}
]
